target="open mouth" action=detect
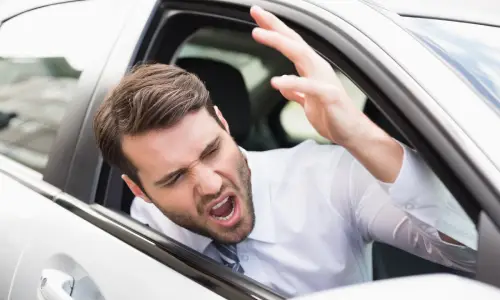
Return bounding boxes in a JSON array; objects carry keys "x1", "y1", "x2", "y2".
[{"x1": 208, "y1": 194, "x2": 240, "y2": 226}]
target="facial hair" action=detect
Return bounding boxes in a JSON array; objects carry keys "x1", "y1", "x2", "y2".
[{"x1": 155, "y1": 149, "x2": 255, "y2": 243}]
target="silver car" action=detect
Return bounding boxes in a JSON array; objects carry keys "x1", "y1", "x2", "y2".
[{"x1": 1, "y1": 0, "x2": 500, "y2": 299}]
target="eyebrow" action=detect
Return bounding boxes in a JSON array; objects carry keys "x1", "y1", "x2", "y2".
[{"x1": 153, "y1": 136, "x2": 221, "y2": 187}]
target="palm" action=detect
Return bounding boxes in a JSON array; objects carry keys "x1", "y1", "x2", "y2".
[{"x1": 251, "y1": 6, "x2": 365, "y2": 145}]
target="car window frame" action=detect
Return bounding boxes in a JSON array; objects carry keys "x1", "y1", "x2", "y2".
[{"x1": 61, "y1": 0, "x2": 497, "y2": 297}]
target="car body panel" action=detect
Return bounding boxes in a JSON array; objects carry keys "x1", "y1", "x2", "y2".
[
  {"x1": 0, "y1": 172, "x2": 54, "y2": 299},
  {"x1": 292, "y1": 273, "x2": 500, "y2": 300},
  {"x1": 0, "y1": 0, "x2": 82, "y2": 22},
  {"x1": 367, "y1": 0, "x2": 500, "y2": 27},
  {"x1": 0, "y1": 170, "x2": 224, "y2": 300}
]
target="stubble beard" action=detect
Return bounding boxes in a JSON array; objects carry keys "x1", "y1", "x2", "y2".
[{"x1": 157, "y1": 150, "x2": 255, "y2": 244}]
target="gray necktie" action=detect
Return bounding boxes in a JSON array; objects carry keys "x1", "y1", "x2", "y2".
[{"x1": 213, "y1": 242, "x2": 245, "y2": 274}]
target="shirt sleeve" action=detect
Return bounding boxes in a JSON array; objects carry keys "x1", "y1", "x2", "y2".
[
  {"x1": 343, "y1": 142, "x2": 477, "y2": 272},
  {"x1": 380, "y1": 143, "x2": 478, "y2": 250}
]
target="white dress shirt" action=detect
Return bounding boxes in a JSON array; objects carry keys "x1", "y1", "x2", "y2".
[{"x1": 131, "y1": 140, "x2": 477, "y2": 298}]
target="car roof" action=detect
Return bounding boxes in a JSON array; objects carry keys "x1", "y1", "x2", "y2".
[
  {"x1": 0, "y1": 0, "x2": 82, "y2": 22},
  {"x1": 365, "y1": 0, "x2": 500, "y2": 27}
]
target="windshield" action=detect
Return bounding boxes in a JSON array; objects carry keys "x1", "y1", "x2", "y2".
[{"x1": 402, "y1": 17, "x2": 500, "y2": 116}]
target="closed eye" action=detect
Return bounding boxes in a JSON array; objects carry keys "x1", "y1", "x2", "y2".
[
  {"x1": 203, "y1": 146, "x2": 219, "y2": 158},
  {"x1": 156, "y1": 137, "x2": 221, "y2": 188},
  {"x1": 200, "y1": 137, "x2": 221, "y2": 160},
  {"x1": 163, "y1": 172, "x2": 184, "y2": 187}
]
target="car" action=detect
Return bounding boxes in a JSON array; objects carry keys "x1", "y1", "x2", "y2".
[{"x1": 1, "y1": 0, "x2": 500, "y2": 299}]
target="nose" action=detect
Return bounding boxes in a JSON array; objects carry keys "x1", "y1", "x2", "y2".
[{"x1": 194, "y1": 164, "x2": 222, "y2": 196}]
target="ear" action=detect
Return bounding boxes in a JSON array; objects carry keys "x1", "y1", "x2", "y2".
[
  {"x1": 214, "y1": 106, "x2": 230, "y2": 133},
  {"x1": 122, "y1": 174, "x2": 152, "y2": 203}
]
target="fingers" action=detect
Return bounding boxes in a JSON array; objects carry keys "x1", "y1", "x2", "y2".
[
  {"x1": 279, "y1": 89, "x2": 306, "y2": 106},
  {"x1": 250, "y1": 5, "x2": 303, "y2": 42},
  {"x1": 252, "y1": 28, "x2": 311, "y2": 68},
  {"x1": 250, "y1": 6, "x2": 318, "y2": 75},
  {"x1": 271, "y1": 75, "x2": 339, "y2": 104}
]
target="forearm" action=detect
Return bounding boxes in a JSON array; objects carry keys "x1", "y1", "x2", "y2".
[
  {"x1": 341, "y1": 115, "x2": 404, "y2": 183},
  {"x1": 368, "y1": 201, "x2": 477, "y2": 273},
  {"x1": 346, "y1": 152, "x2": 477, "y2": 271}
]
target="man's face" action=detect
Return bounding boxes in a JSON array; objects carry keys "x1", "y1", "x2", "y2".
[{"x1": 122, "y1": 108, "x2": 255, "y2": 244}]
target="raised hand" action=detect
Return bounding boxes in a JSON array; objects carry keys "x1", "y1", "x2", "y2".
[{"x1": 250, "y1": 6, "x2": 372, "y2": 147}]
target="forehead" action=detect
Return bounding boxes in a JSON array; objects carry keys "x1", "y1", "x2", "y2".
[{"x1": 121, "y1": 109, "x2": 223, "y2": 178}]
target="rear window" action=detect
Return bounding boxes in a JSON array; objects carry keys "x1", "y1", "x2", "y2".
[
  {"x1": 177, "y1": 28, "x2": 271, "y2": 92},
  {"x1": 403, "y1": 17, "x2": 500, "y2": 115}
]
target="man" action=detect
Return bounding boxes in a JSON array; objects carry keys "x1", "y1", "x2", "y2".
[{"x1": 93, "y1": 6, "x2": 477, "y2": 298}]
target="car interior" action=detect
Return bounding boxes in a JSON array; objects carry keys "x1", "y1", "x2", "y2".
[{"x1": 101, "y1": 11, "x2": 472, "y2": 287}]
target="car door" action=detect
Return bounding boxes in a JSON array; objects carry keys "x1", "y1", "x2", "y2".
[
  {"x1": 0, "y1": 169, "x2": 226, "y2": 300},
  {"x1": 0, "y1": 1, "x2": 227, "y2": 299}
]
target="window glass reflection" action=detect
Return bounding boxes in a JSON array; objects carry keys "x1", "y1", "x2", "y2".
[
  {"x1": 403, "y1": 17, "x2": 500, "y2": 115},
  {"x1": 0, "y1": 1, "x2": 115, "y2": 172}
]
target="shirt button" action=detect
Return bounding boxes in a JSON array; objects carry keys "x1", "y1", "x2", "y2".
[{"x1": 241, "y1": 255, "x2": 249, "y2": 261}]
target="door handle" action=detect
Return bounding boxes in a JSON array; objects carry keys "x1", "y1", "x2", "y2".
[{"x1": 37, "y1": 269, "x2": 75, "y2": 300}]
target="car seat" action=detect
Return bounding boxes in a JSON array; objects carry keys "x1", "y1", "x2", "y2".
[{"x1": 174, "y1": 57, "x2": 252, "y2": 145}]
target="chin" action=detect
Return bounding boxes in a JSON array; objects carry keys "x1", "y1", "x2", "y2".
[{"x1": 212, "y1": 217, "x2": 254, "y2": 244}]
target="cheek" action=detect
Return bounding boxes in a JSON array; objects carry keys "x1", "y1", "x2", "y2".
[
  {"x1": 149, "y1": 186, "x2": 197, "y2": 215},
  {"x1": 215, "y1": 146, "x2": 243, "y2": 181}
]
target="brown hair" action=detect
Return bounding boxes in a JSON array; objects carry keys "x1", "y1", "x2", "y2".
[{"x1": 93, "y1": 63, "x2": 221, "y2": 188}]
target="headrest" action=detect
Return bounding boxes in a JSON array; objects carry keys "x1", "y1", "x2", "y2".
[{"x1": 175, "y1": 57, "x2": 251, "y2": 144}]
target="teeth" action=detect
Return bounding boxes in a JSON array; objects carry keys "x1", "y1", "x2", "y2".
[
  {"x1": 211, "y1": 197, "x2": 229, "y2": 211},
  {"x1": 214, "y1": 203, "x2": 235, "y2": 221}
]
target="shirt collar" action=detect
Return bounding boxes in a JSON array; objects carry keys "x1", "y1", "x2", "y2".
[{"x1": 186, "y1": 147, "x2": 276, "y2": 253}]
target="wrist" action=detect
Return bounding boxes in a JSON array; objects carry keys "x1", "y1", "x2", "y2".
[
  {"x1": 337, "y1": 114, "x2": 382, "y2": 150},
  {"x1": 340, "y1": 117, "x2": 404, "y2": 183}
]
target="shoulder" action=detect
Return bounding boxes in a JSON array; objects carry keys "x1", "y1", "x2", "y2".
[
  {"x1": 130, "y1": 199, "x2": 212, "y2": 251},
  {"x1": 130, "y1": 198, "x2": 186, "y2": 240},
  {"x1": 246, "y1": 140, "x2": 346, "y2": 173},
  {"x1": 244, "y1": 140, "x2": 349, "y2": 190}
]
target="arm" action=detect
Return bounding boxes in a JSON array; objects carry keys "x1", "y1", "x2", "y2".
[
  {"x1": 341, "y1": 117, "x2": 403, "y2": 184},
  {"x1": 343, "y1": 144, "x2": 477, "y2": 272},
  {"x1": 250, "y1": 6, "x2": 477, "y2": 258},
  {"x1": 249, "y1": 6, "x2": 403, "y2": 184},
  {"x1": 375, "y1": 143, "x2": 478, "y2": 249},
  {"x1": 344, "y1": 127, "x2": 473, "y2": 247}
]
